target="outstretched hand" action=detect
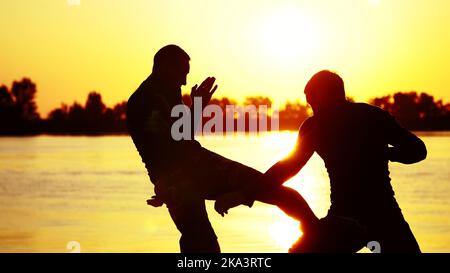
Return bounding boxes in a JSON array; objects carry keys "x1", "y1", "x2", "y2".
[
  {"x1": 214, "y1": 191, "x2": 247, "y2": 217},
  {"x1": 190, "y1": 77, "x2": 218, "y2": 106}
]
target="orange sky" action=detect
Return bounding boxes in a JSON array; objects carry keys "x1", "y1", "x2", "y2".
[{"x1": 1, "y1": 0, "x2": 449, "y2": 116}]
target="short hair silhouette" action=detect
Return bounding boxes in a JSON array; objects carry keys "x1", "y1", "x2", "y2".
[
  {"x1": 153, "y1": 44, "x2": 190, "y2": 72},
  {"x1": 305, "y1": 70, "x2": 346, "y2": 102}
]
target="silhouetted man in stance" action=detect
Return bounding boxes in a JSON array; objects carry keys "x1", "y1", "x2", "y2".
[
  {"x1": 126, "y1": 45, "x2": 318, "y2": 253},
  {"x1": 216, "y1": 70, "x2": 426, "y2": 253}
]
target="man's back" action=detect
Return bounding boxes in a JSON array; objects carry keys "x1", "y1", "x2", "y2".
[
  {"x1": 302, "y1": 102, "x2": 426, "y2": 221},
  {"x1": 126, "y1": 76, "x2": 200, "y2": 182}
]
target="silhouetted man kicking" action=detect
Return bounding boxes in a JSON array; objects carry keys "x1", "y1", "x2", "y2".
[
  {"x1": 216, "y1": 70, "x2": 426, "y2": 253},
  {"x1": 126, "y1": 45, "x2": 318, "y2": 253}
]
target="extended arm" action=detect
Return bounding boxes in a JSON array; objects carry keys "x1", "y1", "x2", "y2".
[
  {"x1": 254, "y1": 129, "x2": 314, "y2": 192},
  {"x1": 214, "y1": 119, "x2": 316, "y2": 215}
]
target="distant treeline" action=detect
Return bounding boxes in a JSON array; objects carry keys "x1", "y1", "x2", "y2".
[{"x1": 0, "y1": 78, "x2": 449, "y2": 135}]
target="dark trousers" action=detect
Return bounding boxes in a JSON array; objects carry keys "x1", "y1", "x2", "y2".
[
  {"x1": 167, "y1": 195, "x2": 221, "y2": 253},
  {"x1": 154, "y1": 148, "x2": 262, "y2": 253}
]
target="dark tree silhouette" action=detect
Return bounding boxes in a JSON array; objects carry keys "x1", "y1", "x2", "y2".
[
  {"x1": 0, "y1": 78, "x2": 40, "y2": 134},
  {"x1": 244, "y1": 96, "x2": 272, "y2": 108},
  {"x1": 85, "y1": 92, "x2": 106, "y2": 119},
  {"x1": 0, "y1": 85, "x2": 14, "y2": 118},
  {"x1": 0, "y1": 85, "x2": 13, "y2": 108},
  {"x1": 46, "y1": 92, "x2": 127, "y2": 134},
  {"x1": 84, "y1": 92, "x2": 106, "y2": 131},
  {"x1": 182, "y1": 94, "x2": 192, "y2": 107},
  {"x1": 11, "y1": 78, "x2": 40, "y2": 121},
  {"x1": 112, "y1": 101, "x2": 127, "y2": 122},
  {"x1": 370, "y1": 91, "x2": 450, "y2": 130},
  {"x1": 0, "y1": 85, "x2": 15, "y2": 133},
  {"x1": 279, "y1": 101, "x2": 311, "y2": 130},
  {"x1": 209, "y1": 97, "x2": 237, "y2": 111},
  {"x1": 48, "y1": 104, "x2": 68, "y2": 122},
  {"x1": 1, "y1": 78, "x2": 449, "y2": 135}
]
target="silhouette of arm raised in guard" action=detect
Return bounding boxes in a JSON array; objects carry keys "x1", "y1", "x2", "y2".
[{"x1": 383, "y1": 112, "x2": 427, "y2": 164}]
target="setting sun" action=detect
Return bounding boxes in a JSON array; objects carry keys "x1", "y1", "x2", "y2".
[
  {"x1": 268, "y1": 209, "x2": 302, "y2": 250},
  {"x1": 255, "y1": 9, "x2": 321, "y2": 67}
]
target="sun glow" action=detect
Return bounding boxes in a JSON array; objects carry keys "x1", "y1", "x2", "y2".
[
  {"x1": 255, "y1": 9, "x2": 322, "y2": 66},
  {"x1": 368, "y1": 0, "x2": 381, "y2": 6},
  {"x1": 268, "y1": 209, "x2": 302, "y2": 250}
]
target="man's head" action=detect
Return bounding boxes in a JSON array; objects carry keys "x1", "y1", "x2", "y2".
[
  {"x1": 304, "y1": 70, "x2": 346, "y2": 113},
  {"x1": 152, "y1": 45, "x2": 190, "y2": 89}
]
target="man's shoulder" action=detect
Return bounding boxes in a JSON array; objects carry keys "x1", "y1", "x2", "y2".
[
  {"x1": 349, "y1": 103, "x2": 399, "y2": 133},
  {"x1": 352, "y1": 102, "x2": 386, "y2": 114},
  {"x1": 127, "y1": 89, "x2": 139, "y2": 107},
  {"x1": 128, "y1": 80, "x2": 151, "y2": 104},
  {"x1": 349, "y1": 102, "x2": 391, "y2": 121},
  {"x1": 126, "y1": 89, "x2": 145, "y2": 117},
  {"x1": 126, "y1": 81, "x2": 157, "y2": 126},
  {"x1": 127, "y1": 79, "x2": 159, "y2": 112},
  {"x1": 298, "y1": 116, "x2": 316, "y2": 135}
]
